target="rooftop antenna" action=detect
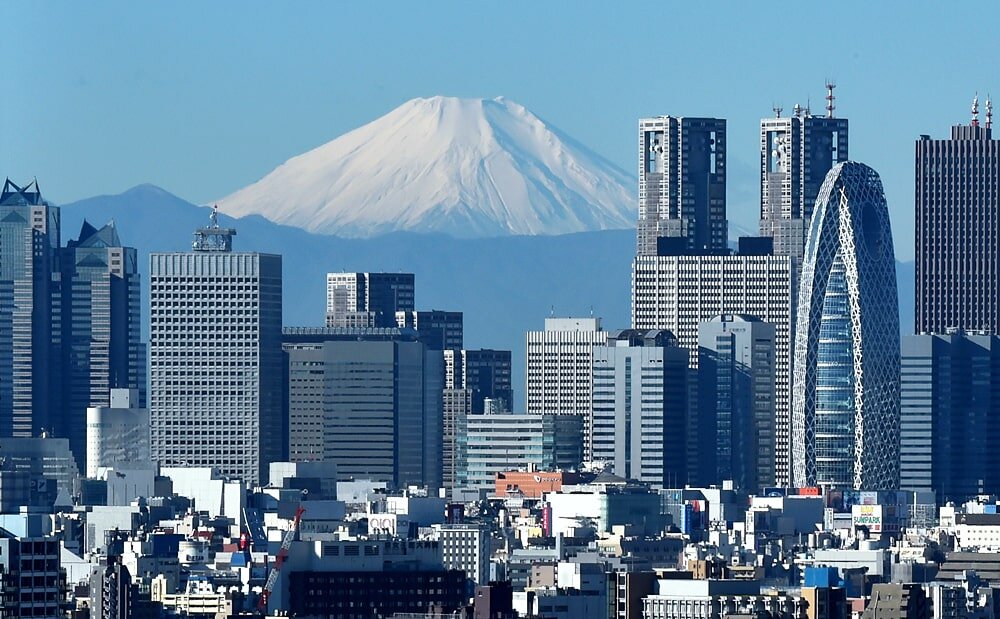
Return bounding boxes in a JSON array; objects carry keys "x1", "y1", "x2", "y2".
[
  {"x1": 549, "y1": 305, "x2": 555, "y2": 318},
  {"x1": 192, "y1": 204, "x2": 236, "y2": 252},
  {"x1": 773, "y1": 104, "x2": 783, "y2": 118},
  {"x1": 589, "y1": 305, "x2": 594, "y2": 318},
  {"x1": 805, "y1": 97, "x2": 812, "y2": 117},
  {"x1": 825, "y1": 81, "x2": 836, "y2": 118},
  {"x1": 987, "y1": 95, "x2": 993, "y2": 129},
  {"x1": 972, "y1": 92, "x2": 981, "y2": 127}
]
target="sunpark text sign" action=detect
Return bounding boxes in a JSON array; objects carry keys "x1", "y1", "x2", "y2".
[{"x1": 851, "y1": 504, "x2": 883, "y2": 533}]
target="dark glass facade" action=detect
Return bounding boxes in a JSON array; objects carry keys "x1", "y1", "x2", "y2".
[
  {"x1": 288, "y1": 570, "x2": 466, "y2": 618},
  {"x1": 915, "y1": 124, "x2": 999, "y2": 335}
]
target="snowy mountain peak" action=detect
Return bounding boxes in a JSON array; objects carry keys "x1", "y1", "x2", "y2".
[{"x1": 215, "y1": 96, "x2": 636, "y2": 238}]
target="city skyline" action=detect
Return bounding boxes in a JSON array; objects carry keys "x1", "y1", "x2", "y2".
[{"x1": 5, "y1": 6, "x2": 1000, "y2": 618}]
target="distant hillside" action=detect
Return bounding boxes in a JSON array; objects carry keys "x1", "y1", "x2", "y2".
[{"x1": 61, "y1": 184, "x2": 916, "y2": 407}]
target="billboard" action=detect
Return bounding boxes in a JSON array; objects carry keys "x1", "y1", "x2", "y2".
[
  {"x1": 368, "y1": 514, "x2": 400, "y2": 536},
  {"x1": 852, "y1": 504, "x2": 883, "y2": 533}
]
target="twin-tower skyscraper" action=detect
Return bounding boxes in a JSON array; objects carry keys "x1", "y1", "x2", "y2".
[{"x1": 632, "y1": 87, "x2": 901, "y2": 490}]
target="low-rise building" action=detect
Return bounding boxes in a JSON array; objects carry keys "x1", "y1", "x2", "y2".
[{"x1": 643, "y1": 579, "x2": 806, "y2": 619}]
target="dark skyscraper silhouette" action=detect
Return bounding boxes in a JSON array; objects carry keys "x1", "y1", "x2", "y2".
[{"x1": 915, "y1": 96, "x2": 999, "y2": 335}]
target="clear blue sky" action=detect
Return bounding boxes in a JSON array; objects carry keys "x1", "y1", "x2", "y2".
[{"x1": 1, "y1": 1, "x2": 994, "y2": 259}]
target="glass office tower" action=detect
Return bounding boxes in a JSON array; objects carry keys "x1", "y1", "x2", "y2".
[{"x1": 791, "y1": 162, "x2": 900, "y2": 490}]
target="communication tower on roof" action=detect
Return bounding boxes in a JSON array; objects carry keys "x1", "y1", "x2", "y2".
[
  {"x1": 825, "y1": 81, "x2": 837, "y2": 118},
  {"x1": 192, "y1": 205, "x2": 236, "y2": 252}
]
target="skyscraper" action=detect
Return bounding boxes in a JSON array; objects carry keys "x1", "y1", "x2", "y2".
[
  {"x1": 396, "y1": 309, "x2": 464, "y2": 350},
  {"x1": 791, "y1": 162, "x2": 900, "y2": 490},
  {"x1": 445, "y1": 349, "x2": 513, "y2": 413},
  {"x1": 283, "y1": 327, "x2": 443, "y2": 490},
  {"x1": 915, "y1": 98, "x2": 1000, "y2": 335},
  {"x1": 58, "y1": 221, "x2": 143, "y2": 466},
  {"x1": 0, "y1": 179, "x2": 60, "y2": 440},
  {"x1": 637, "y1": 117, "x2": 727, "y2": 256},
  {"x1": 149, "y1": 211, "x2": 283, "y2": 485},
  {"x1": 698, "y1": 315, "x2": 777, "y2": 491},
  {"x1": 526, "y1": 318, "x2": 607, "y2": 460},
  {"x1": 900, "y1": 333, "x2": 1000, "y2": 501},
  {"x1": 759, "y1": 91, "x2": 849, "y2": 262},
  {"x1": 631, "y1": 243, "x2": 795, "y2": 485},
  {"x1": 326, "y1": 272, "x2": 415, "y2": 328},
  {"x1": 591, "y1": 329, "x2": 688, "y2": 488}
]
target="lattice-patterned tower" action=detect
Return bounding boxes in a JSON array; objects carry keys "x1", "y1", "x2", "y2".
[{"x1": 791, "y1": 162, "x2": 900, "y2": 489}]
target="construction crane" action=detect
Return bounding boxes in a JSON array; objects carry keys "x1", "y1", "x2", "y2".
[{"x1": 257, "y1": 505, "x2": 305, "y2": 614}]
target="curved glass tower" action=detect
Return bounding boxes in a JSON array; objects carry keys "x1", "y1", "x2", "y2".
[{"x1": 791, "y1": 162, "x2": 900, "y2": 490}]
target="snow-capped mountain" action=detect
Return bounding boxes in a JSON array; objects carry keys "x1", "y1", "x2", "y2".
[{"x1": 216, "y1": 96, "x2": 636, "y2": 238}]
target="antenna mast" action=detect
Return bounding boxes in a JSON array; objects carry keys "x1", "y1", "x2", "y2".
[{"x1": 825, "y1": 81, "x2": 837, "y2": 118}]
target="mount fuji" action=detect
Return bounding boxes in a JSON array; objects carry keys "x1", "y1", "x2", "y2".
[{"x1": 216, "y1": 96, "x2": 635, "y2": 238}]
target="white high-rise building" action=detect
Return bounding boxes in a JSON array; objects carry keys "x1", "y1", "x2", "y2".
[
  {"x1": 436, "y1": 524, "x2": 490, "y2": 587},
  {"x1": 149, "y1": 212, "x2": 283, "y2": 485},
  {"x1": 526, "y1": 318, "x2": 607, "y2": 460},
  {"x1": 86, "y1": 388, "x2": 150, "y2": 478},
  {"x1": 591, "y1": 330, "x2": 688, "y2": 488},
  {"x1": 632, "y1": 248, "x2": 795, "y2": 485}
]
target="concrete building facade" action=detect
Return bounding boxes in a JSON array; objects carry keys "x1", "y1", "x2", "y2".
[
  {"x1": 900, "y1": 333, "x2": 1000, "y2": 501},
  {"x1": 326, "y1": 272, "x2": 415, "y2": 328},
  {"x1": 759, "y1": 101, "x2": 849, "y2": 262},
  {"x1": 632, "y1": 247, "x2": 794, "y2": 485},
  {"x1": 149, "y1": 214, "x2": 283, "y2": 485},
  {"x1": 283, "y1": 328, "x2": 443, "y2": 490},
  {"x1": 396, "y1": 309, "x2": 463, "y2": 350},
  {"x1": 58, "y1": 220, "x2": 144, "y2": 468},
  {"x1": 458, "y1": 413, "x2": 582, "y2": 495},
  {"x1": 86, "y1": 388, "x2": 149, "y2": 478},
  {"x1": 526, "y1": 318, "x2": 607, "y2": 461},
  {"x1": 637, "y1": 116, "x2": 727, "y2": 256},
  {"x1": 0, "y1": 179, "x2": 60, "y2": 443}
]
